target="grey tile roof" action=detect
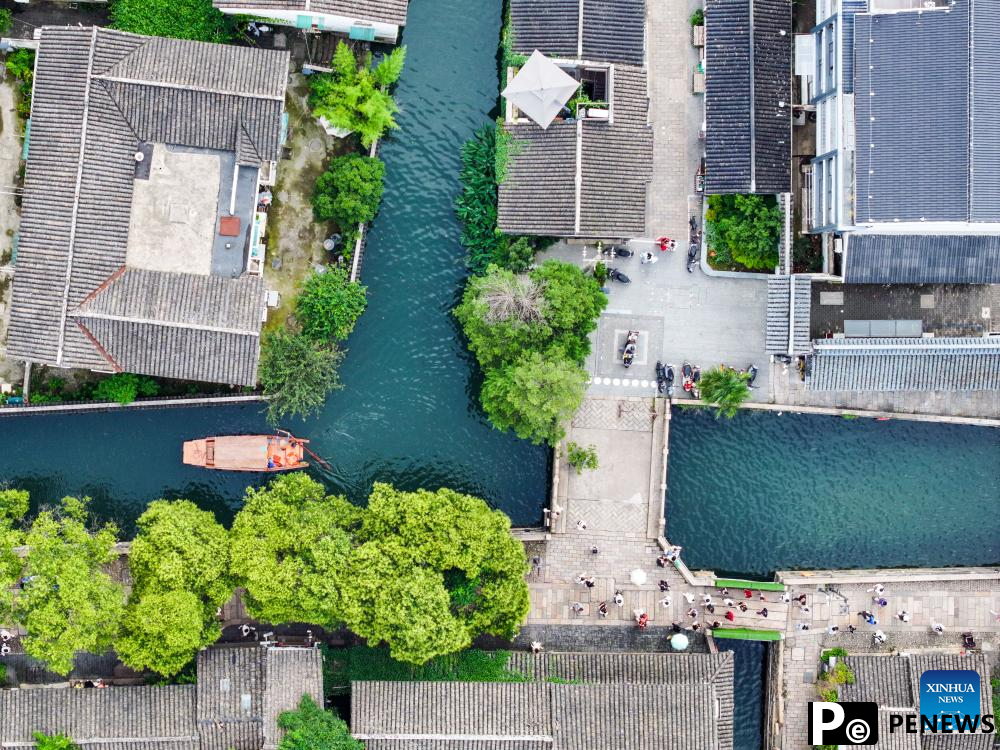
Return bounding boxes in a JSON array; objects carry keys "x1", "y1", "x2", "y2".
[
  {"x1": 0, "y1": 686, "x2": 199, "y2": 746},
  {"x1": 844, "y1": 235, "x2": 1000, "y2": 285},
  {"x1": 852, "y1": 1, "x2": 1000, "y2": 223},
  {"x1": 765, "y1": 276, "x2": 812, "y2": 354},
  {"x1": 498, "y1": 65, "x2": 652, "y2": 238},
  {"x1": 509, "y1": 0, "x2": 646, "y2": 66},
  {"x1": 705, "y1": 0, "x2": 792, "y2": 194},
  {"x1": 352, "y1": 651, "x2": 734, "y2": 750},
  {"x1": 212, "y1": 0, "x2": 409, "y2": 27},
  {"x1": 841, "y1": 655, "x2": 994, "y2": 750},
  {"x1": 6, "y1": 27, "x2": 287, "y2": 386},
  {"x1": 840, "y1": 0, "x2": 869, "y2": 95},
  {"x1": 808, "y1": 338, "x2": 1000, "y2": 391},
  {"x1": 261, "y1": 647, "x2": 325, "y2": 750}
]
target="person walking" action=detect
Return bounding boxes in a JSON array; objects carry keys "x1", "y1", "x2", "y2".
[
  {"x1": 613, "y1": 590, "x2": 624, "y2": 607},
  {"x1": 725, "y1": 610, "x2": 736, "y2": 622},
  {"x1": 597, "y1": 601, "x2": 608, "y2": 618},
  {"x1": 687, "y1": 607, "x2": 698, "y2": 619},
  {"x1": 660, "y1": 595, "x2": 672, "y2": 608},
  {"x1": 796, "y1": 623, "x2": 810, "y2": 632},
  {"x1": 897, "y1": 610, "x2": 910, "y2": 623},
  {"x1": 571, "y1": 602, "x2": 584, "y2": 615},
  {"x1": 873, "y1": 630, "x2": 887, "y2": 645},
  {"x1": 584, "y1": 577, "x2": 596, "y2": 588},
  {"x1": 931, "y1": 622, "x2": 945, "y2": 635},
  {"x1": 723, "y1": 597, "x2": 735, "y2": 607},
  {"x1": 683, "y1": 592, "x2": 695, "y2": 605},
  {"x1": 756, "y1": 608, "x2": 768, "y2": 618},
  {"x1": 659, "y1": 580, "x2": 670, "y2": 592}
]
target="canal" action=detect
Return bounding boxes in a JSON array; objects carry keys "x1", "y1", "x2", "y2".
[{"x1": 0, "y1": 0, "x2": 550, "y2": 531}]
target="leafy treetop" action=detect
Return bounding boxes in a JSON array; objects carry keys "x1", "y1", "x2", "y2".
[
  {"x1": 312, "y1": 154, "x2": 385, "y2": 240},
  {"x1": 0, "y1": 489, "x2": 28, "y2": 625},
  {"x1": 705, "y1": 194, "x2": 782, "y2": 271},
  {"x1": 16, "y1": 497, "x2": 125, "y2": 676},
  {"x1": 277, "y1": 694, "x2": 365, "y2": 750},
  {"x1": 698, "y1": 366, "x2": 752, "y2": 419},
  {"x1": 33, "y1": 734, "x2": 79, "y2": 750},
  {"x1": 296, "y1": 266, "x2": 368, "y2": 344},
  {"x1": 109, "y1": 0, "x2": 235, "y2": 42},
  {"x1": 258, "y1": 331, "x2": 344, "y2": 425}
]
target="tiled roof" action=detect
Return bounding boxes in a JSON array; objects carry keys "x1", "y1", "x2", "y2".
[
  {"x1": 765, "y1": 275, "x2": 811, "y2": 355},
  {"x1": 840, "y1": 0, "x2": 868, "y2": 95},
  {"x1": 498, "y1": 65, "x2": 653, "y2": 238},
  {"x1": 6, "y1": 27, "x2": 287, "y2": 386},
  {"x1": 853, "y1": 0, "x2": 1000, "y2": 223},
  {"x1": 705, "y1": 0, "x2": 792, "y2": 194},
  {"x1": 352, "y1": 651, "x2": 734, "y2": 750},
  {"x1": 844, "y1": 235, "x2": 1000, "y2": 284},
  {"x1": 808, "y1": 338, "x2": 1000, "y2": 391},
  {"x1": 212, "y1": 0, "x2": 409, "y2": 27},
  {"x1": 509, "y1": 0, "x2": 646, "y2": 66},
  {"x1": 841, "y1": 655, "x2": 994, "y2": 750}
]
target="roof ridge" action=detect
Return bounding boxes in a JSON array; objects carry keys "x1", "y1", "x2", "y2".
[{"x1": 75, "y1": 319, "x2": 123, "y2": 373}]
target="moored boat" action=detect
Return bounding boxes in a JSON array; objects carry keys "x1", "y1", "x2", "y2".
[{"x1": 182, "y1": 432, "x2": 308, "y2": 472}]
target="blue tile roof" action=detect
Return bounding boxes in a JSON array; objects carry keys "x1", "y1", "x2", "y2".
[
  {"x1": 845, "y1": 234, "x2": 1000, "y2": 284},
  {"x1": 808, "y1": 337, "x2": 1000, "y2": 391},
  {"x1": 840, "y1": 0, "x2": 868, "y2": 95}
]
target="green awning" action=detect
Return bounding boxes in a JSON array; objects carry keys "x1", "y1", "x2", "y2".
[
  {"x1": 715, "y1": 578, "x2": 786, "y2": 592},
  {"x1": 350, "y1": 24, "x2": 376, "y2": 41},
  {"x1": 712, "y1": 628, "x2": 783, "y2": 641}
]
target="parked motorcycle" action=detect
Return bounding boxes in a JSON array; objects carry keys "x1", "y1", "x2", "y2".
[
  {"x1": 664, "y1": 363, "x2": 675, "y2": 398},
  {"x1": 622, "y1": 330, "x2": 639, "y2": 368},
  {"x1": 686, "y1": 242, "x2": 699, "y2": 273},
  {"x1": 682, "y1": 362, "x2": 694, "y2": 393},
  {"x1": 608, "y1": 267, "x2": 631, "y2": 284},
  {"x1": 691, "y1": 365, "x2": 701, "y2": 399},
  {"x1": 745, "y1": 364, "x2": 759, "y2": 389},
  {"x1": 655, "y1": 361, "x2": 668, "y2": 394},
  {"x1": 603, "y1": 244, "x2": 634, "y2": 258}
]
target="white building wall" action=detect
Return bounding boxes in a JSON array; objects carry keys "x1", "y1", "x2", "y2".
[{"x1": 218, "y1": 8, "x2": 400, "y2": 43}]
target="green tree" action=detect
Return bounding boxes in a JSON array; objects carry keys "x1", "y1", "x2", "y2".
[
  {"x1": 0, "y1": 10, "x2": 13, "y2": 35},
  {"x1": 109, "y1": 0, "x2": 234, "y2": 42},
  {"x1": 480, "y1": 352, "x2": 587, "y2": 445},
  {"x1": 33, "y1": 734, "x2": 78, "y2": 750},
  {"x1": 93, "y1": 373, "x2": 158, "y2": 405},
  {"x1": 358, "y1": 484, "x2": 529, "y2": 641},
  {"x1": 259, "y1": 331, "x2": 344, "y2": 424},
  {"x1": 705, "y1": 194, "x2": 782, "y2": 271},
  {"x1": 0, "y1": 489, "x2": 28, "y2": 625},
  {"x1": 278, "y1": 694, "x2": 364, "y2": 750},
  {"x1": 312, "y1": 154, "x2": 385, "y2": 238},
  {"x1": 699, "y1": 367, "x2": 752, "y2": 418},
  {"x1": 565, "y1": 442, "x2": 598, "y2": 474},
  {"x1": 15, "y1": 497, "x2": 125, "y2": 676},
  {"x1": 230, "y1": 474, "x2": 358, "y2": 627},
  {"x1": 5, "y1": 49, "x2": 34, "y2": 82},
  {"x1": 531, "y1": 260, "x2": 606, "y2": 362},
  {"x1": 116, "y1": 500, "x2": 232, "y2": 676},
  {"x1": 116, "y1": 590, "x2": 215, "y2": 678},
  {"x1": 296, "y1": 267, "x2": 368, "y2": 344},
  {"x1": 310, "y1": 43, "x2": 406, "y2": 148}
]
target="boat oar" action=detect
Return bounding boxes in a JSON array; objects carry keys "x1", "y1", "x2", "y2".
[{"x1": 301, "y1": 443, "x2": 332, "y2": 470}]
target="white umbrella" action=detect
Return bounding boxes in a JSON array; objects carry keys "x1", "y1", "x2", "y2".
[
  {"x1": 670, "y1": 633, "x2": 690, "y2": 651},
  {"x1": 501, "y1": 49, "x2": 580, "y2": 129},
  {"x1": 629, "y1": 569, "x2": 647, "y2": 586}
]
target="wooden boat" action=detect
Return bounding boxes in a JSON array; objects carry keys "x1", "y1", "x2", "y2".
[{"x1": 183, "y1": 433, "x2": 308, "y2": 472}]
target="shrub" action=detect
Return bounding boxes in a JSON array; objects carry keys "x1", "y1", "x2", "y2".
[
  {"x1": 4, "y1": 50, "x2": 33, "y2": 82},
  {"x1": 32, "y1": 734, "x2": 78, "y2": 750},
  {"x1": 593, "y1": 261, "x2": 608, "y2": 285},
  {"x1": 705, "y1": 194, "x2": 782, "y2": 271},
  {"x1": 258, "y1": 331, "x2": 344, "y2": 424},
  {"x1": 309, "y1": 42, "x2": 406, "y2": 148},
  {"x1": 691, "y1": 8, "x2": 705, "y2": 25},
  {"x1": 565, "y1": 442, "x2": 598, "y2": 474},
  {"x1": 312, "y1": 154, "x2": 385, "y2": 240},
  {"x1": 277, "y1": 695, "x2": 364, "y2": 750},
  {"x1": 0, "y1": 10, "x2": 12, "y2": 35},
  {"x1": 821, "y1": 647, "x2": 848, "y2": 662},
  {"x1": 109, "y1": 0, "x2": 234, "y2": 42},
  {"x1": 818, "y1": 687, "x2": 838, "y2": 702},
  {"x1": 698, "y1": 367, "x2": 751, "y2": 419},
  {"x1": 296, "y1": 266, "x2": 367, "y2": 343},
  {"x1": 93, "y1": 373, "x2": 159, "y2": 405}
]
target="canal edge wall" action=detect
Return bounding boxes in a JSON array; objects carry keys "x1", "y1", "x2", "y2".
[
  {"x1": 677, "y1": 399, "x2": 1000, "y2": 428},
  {"x1": 0, "y1": 393, "x2": 264, "y2": 417}
]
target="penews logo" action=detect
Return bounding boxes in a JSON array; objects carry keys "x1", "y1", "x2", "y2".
[
  {"x1": 919, "y1": 669, "x2": 983, "y2": 732},
  {"x1": 809, "y1": 702, "x2": 878, "y2": 746}
]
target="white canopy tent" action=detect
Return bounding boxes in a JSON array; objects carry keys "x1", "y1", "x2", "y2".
[{"x1": 501, "y1": 49, "x2": 580, "y2": 129}]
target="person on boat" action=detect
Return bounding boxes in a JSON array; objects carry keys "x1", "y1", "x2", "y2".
[{"x1": 267, "y1": 458, "x2": 275, "y2": 469}]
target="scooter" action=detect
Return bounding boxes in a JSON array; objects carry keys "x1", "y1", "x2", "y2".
[
  {"x1": 686, "y1": 242, "x2": 699, "y2": 273},
  {"x1": 691, "y1": 365, "x2": 701, "y2": 399},
  {"x1": 682, "y1": 362, "x2": 694, "y2": 393},
  {"x1": 603, "y1": 244, "x2": 634, "y2": 258},
  {"x1": 622, "y1": 331, "x2": 639, "y2": 368},
  {"x1": 608, "y1": 267, "x2": 631, "y2": 284},
  {"x1": 664, "y1": 364, "x2": 675, "y2": 398},
  {"x1": 745, "y1": 364, "x2": 759, "y2": 389},
  {"x1": 655, "y1": 361, "x2": 668, "y2": 394}
]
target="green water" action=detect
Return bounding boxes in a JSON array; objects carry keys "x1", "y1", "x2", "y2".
[{"x1": 0, "y1": 0, "x2": 549, "y2": 530}]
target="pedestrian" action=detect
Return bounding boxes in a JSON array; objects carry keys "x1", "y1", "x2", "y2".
[
  {"x1": 756, "y1": 608, "x2": 768, "y2": 618},
  {"x1": 691, "y1": 622, "x2": 701, "y2": 631},
  {"x1": 710, "y1": 620, "x2": 721, "y2": 629},
  {"x1": 826, "y1": 625, "x2": 839, "y2": 635},
  {"x1": 706, "y1": 604, "x2": 716, "y2": 614},
  {"x1": 738, "y1": 601, "x2": 748, "y2": 613},
  {"x1": 723, "y1": 598, "x2": 735, "y2": 607},
  {"x1": 897, "y1": 610, "x2": 910, "y2": 623},
  {"x1": 576, "y1": 519, "x2": 588, "y2": 531},
  {"x1": 867, "y1": 583, "x2": 885, "y2": 595},
  {"x1": 0, "y1": 643, "x2": 9, "y2": 656},
  {"x1": 800, "y1": 605, "x2": 811, "y2": 614},
  {"x1": 873, "y1": 630, "x2": 886, "y2": 645},
  {"x1": 687, "y1": 607, "x2": 698, "y2": 619},
  {"x1": 721, "y1": 588, "x2": 730, "y2": 597},
  {"x1": 576, "y1": 574, "x2": 586, "y2": 585},
  {"x1": 867, "y1": 614, "x2": 879, "y2": 626},
  {"x1": 571, "y1": 602, "x2": 584, "y2": 614},
  {"x1": 683, "y1": 592, "x2": 695, "y2": 604},
  {"x1": 659, "y1": 580, "x2": 670, "y2": 592},
  {"x1": 640, "y1": 251, "x2": 658, "y2": 264},
  {"x1": 635, "y1": 609, "x2": 648, "y2": 628},
  {"x1": 531, "y1": 641, "x2": 544, "y2": 654},
  {"x1": 613, "y1": 590, "x2": 624, "y2": 607},
  {"x1": 759, "y1": 592, "x2": 766, "y2": 601},
  {"x1": 0, "y1": 629, "x2": 10, "y2": 642},
  {"x1": 702, "y1": 594, "x2": 713, "y2": 606},
  {"x1": 796, "y1": 594, "x2": 808, "y2": 605},
  {"x1": 584, "y1": 577, "x2": 596, "y2": 588},
  {"x1": 671, "y1": 622, "x2": 683, "y2": 633},
  {"x1": 660, "y1": 595, "x2": 672, "y2": 608},
  {"x1": 591, "y1": 546, "x2": 599, "y2": 555},
  {"x1": 796, "y1": 623, "x2": 810, "y2": 632},
  {"x1": 872, "y1": 596, "x2": 888, "y2": 608},
  {"x1": 725, "y1": 610, "x2": 735, "y2": 621},
  {"x1": 240, "y1": 624, "x2": 255, "y2": 639},
  {"x1": 847, "y1": 624, "x2": 857, "y2": 633},
  {"x1": 744, "y1": 589, "x2": 753, "y2": 599},
  {"x1": 657, "y1": 554, "x2": 669, "y2": 567},
  {"x1": 598, "y1": 601, "x2": 608, "y2": 618},
  {"x1": 779, "y1": 592, "x2": 791, "y2": 603},
  {"x1": 931, "y1": 622, "x2": 945, "y2": 635}
]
